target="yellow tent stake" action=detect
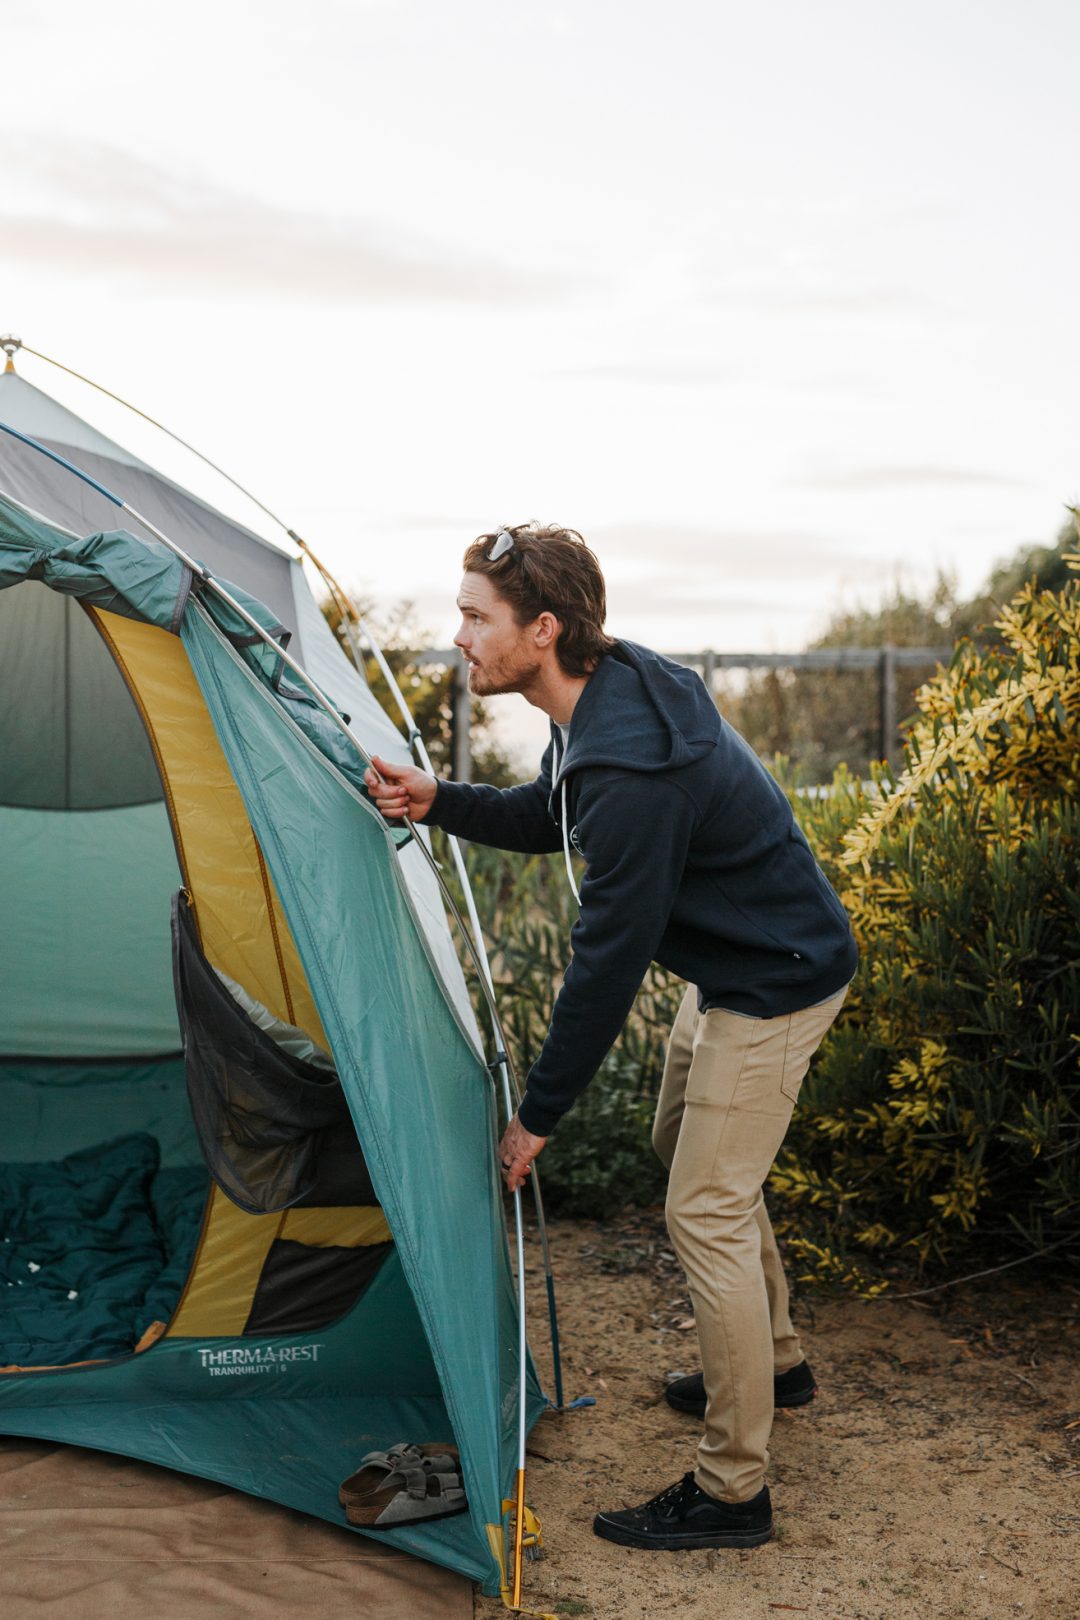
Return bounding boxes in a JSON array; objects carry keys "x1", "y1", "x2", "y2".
[
  {"x1": 512, "y1": 1465, "x2": 527, "y2": 1607},
  {"x1": 492, "y1": 1501, "x2": 554, "y2": 1618}
]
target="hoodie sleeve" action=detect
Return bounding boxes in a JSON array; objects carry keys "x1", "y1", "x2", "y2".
[
  {"x1": 424, "y1": 743, "x2": 563, "y2": 854},
  {"x1": 517, "y1": 767, "x2": 699, "y2": 1136}
]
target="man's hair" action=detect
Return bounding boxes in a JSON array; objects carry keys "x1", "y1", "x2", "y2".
[{"x1": 462, "y1": 522, "x2": 615, "y2": 677}]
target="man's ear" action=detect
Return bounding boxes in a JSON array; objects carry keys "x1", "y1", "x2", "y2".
[{"x1": 533, "y1": 610, "x2": 561, "y2": 650}]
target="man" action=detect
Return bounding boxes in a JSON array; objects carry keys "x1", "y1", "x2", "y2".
[{"x1": 365, "y1": 522, "x2": 857, "y2": 1553}]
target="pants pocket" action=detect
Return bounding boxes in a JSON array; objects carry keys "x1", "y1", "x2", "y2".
[
  {"x1": 780, "y1": 1035, "x2": 812, "y2": 1104},
  {"x1": 779, "y1": 991, "x2": 847, "y2": 1103}
]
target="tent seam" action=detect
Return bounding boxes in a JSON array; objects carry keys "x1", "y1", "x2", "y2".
[{"x1": 252, "y1": 838, "x2": 297, "y2": 1027}]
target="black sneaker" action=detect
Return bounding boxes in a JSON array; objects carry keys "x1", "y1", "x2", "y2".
[
  {"x1": 593, "y1": 1473, "x2": 772, "y2": 1551},
  {"x1": 665, "y1": 1360, "x2": 817, "y2": 1419}
]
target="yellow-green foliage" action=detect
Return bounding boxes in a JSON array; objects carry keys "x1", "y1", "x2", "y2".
[{"x1": 772, "y1": 542, "x2": 1080, "y2": 1286}]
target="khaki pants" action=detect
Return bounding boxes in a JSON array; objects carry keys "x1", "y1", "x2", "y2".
[{"x1": 652, "y1": 983, "x2": 847, "y2": 1502}]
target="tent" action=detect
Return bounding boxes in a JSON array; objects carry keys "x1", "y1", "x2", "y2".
[{"x1": 0, "y1": 365, "x2": 546, "y2": 1599}]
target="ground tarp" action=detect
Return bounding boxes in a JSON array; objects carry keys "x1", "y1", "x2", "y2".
[{"x1": 0, "y1": 1436, "x2": 472, "y2": 1619}]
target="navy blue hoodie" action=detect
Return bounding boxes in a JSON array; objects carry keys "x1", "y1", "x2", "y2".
[{"x1": 426, "y1": 640, "x2": 857, "y2": 1136}]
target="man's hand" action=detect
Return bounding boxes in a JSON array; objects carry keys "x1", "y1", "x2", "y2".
[
  {"x1": 498, "y1": 1114, "x2": 548, "y2": 1193},
  {"x1": 363, "y1": 755, "x2": 438, "y2": 822}
]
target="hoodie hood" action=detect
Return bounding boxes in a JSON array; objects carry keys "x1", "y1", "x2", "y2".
[{"x1": 553, "y1": 640, "x2": 719, "y2": 785}]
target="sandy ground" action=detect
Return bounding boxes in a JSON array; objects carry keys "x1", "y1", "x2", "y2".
[{"x1": 476, "y1": 1213, "x2": 1079, "y2": 1620}]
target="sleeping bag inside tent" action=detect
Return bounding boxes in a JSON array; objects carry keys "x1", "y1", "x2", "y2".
[{"x1": 0, "y1": 387, "x2": 545, "y2": 1596}]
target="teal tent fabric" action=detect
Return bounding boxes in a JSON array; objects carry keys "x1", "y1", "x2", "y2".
[
  {"x1": 0, "y1": 1249, "x2": 498, "y2": 1581},
  {"x1": 0, "y1": 1057, "x2": 196, "y2": 1166},
  {"x1": 0, "y1": 504, "x2": 546, "y2": 1594},
  {"x1": 0, "y1": 501, "x2": 188, "y2": 629},
  {"x1": 0, "y1": 469, "x2": 483, "y2": 1043},
  {"x1": 182, "y1": 598, "x2": 544, "y2": 1575},
  {"x1": 0, "y1": 804, "x2": 181, "y2": 1057},
  {"x1": 0, "y1": 581, "x2": 164, "y2": 811}
]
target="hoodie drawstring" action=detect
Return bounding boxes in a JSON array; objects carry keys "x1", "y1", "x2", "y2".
[
  {"x1": 554, "y1": 729, "x2": 581, "y2": 906},
  {"x1": 560, "y1": 777, "x2": 580, "y2": 904}
]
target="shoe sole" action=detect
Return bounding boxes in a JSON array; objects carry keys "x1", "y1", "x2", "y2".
[
  {"x1": 665, "y1": 1386, "x2": 817, "y2": 1418},
  {"x1": 593, "y1": 1516, "x2": 773, "y2": 1550},
  {"x1": 346, "y1": 1501, "x2": 467, "y2": 1527}
]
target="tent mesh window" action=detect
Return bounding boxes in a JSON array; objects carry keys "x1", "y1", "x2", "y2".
[{"x1": 171, "y1": 894, "x2": 380, "y2": 1216}]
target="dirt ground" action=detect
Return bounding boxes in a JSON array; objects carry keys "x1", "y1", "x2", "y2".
[{"x1": 476, "y1": 1213, "x2": 1079, "y2": 1620}]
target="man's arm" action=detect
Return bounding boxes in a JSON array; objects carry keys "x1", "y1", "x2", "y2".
[
  {"x1": 424, "y1": 743, "x2": 564, "y2": 854},
  {"x1": 364, "y1": 743, "x2": 562, "y2": 853},
  {"x1": 516, "y1": 768, "x2": 699, "y2": 1135}
]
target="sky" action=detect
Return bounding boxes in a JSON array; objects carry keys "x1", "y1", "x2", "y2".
[{"x1": 1, "y1": 0, "x2": 1078, "y2": 759}]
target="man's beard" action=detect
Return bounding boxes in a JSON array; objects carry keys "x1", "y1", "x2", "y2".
[{"x1": 467, "y1": 651, "x2": 542, "y2": 697}]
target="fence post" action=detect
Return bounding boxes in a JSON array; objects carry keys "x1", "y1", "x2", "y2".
[
  {"x1": 701, "y1": 649, "x2": 716, "y2": 700},
  {"x1": 451, "y1": 656, "x2": 473, "y2": 783},
  {"x1": 879, "y1": 642, "x2": 898, "y2": 767}
]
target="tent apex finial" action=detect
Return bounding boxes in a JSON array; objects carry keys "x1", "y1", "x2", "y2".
[{"x1": 1, "y1": 334, "x2": 21, "y2": 372}]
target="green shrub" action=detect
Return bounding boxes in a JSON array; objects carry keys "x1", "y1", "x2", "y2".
[{"x1": 774, "y1": 545, "x2": 1080, "y2": 1287}]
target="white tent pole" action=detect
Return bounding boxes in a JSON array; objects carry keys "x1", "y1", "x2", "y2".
[
  {"x1": 299, "y1": 547, "x2": 566, "y2": 1409},
  {"x1": 0, "y1": 414, "x2": 538, "y2": 1609}
]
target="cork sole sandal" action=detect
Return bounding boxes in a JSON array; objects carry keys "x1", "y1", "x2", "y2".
[
  {"x1": 344, "y1": 1463, "x2": 467, "y2": 1527},
  {"x1": 338, "y1": 1442, "x2": 460, "y2": 1508}
]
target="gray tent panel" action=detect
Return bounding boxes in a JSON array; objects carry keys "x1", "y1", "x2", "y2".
[
  {"x1": 0, "y1": 582, "x2": 162, "y2": 811},
  {"x1": 0, "y1": 373, "x2": 299, "y2": 640}
]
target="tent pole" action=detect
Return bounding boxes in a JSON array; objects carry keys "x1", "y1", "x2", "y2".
[
  {"x1": 297, "y1": 541, "x2": 566, "y2": 1409},
  {"x1": 0, "y1": 415, "x2": 537, "y2": 1610}
]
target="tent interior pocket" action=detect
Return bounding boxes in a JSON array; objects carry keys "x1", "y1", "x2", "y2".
[{"x1": 171, "y1": 893, "x2": 378, "y2": 1215}]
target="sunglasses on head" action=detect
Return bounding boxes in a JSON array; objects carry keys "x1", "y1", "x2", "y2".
[{"x1": 487, "y1": 529, "x2": 515, "y2": 562}]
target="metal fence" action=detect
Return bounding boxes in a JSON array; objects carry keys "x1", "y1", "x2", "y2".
[{"x1": 407, "y1": 645, "x2": 954, "y2": 781}]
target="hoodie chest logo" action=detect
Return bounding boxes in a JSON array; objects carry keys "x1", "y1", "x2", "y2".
[{"x1": 568, "y1": 823, "x2": 584, "y2": 856}]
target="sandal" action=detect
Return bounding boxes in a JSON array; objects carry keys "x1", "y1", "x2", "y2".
[
  {"x1": 343, "y1": 1459, "x2": 467, "y2": 1527},
  {"x1": 338, "y1": 1441, "x2": 460, "y2": 1508}
]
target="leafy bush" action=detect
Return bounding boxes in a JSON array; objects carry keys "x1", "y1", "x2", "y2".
[{"x1": 773, "y1": 541, "x2": 1080, "y2": 1288}]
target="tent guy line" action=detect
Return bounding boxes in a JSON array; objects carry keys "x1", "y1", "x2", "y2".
[{"x1": 0, "y1": 408, "x2": 542, "y2": 1611}]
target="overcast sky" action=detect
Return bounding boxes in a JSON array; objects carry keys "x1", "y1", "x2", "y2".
[{"x1": 2, "y1": 1, "x2": 1077, "y2": 753}]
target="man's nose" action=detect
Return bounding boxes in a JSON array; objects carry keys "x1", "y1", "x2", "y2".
[{"x1": 453, "y1": 621, "x2": 469, "y2": 651}]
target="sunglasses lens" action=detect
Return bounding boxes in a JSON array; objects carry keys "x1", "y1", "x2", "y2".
[{"x1": 488, "y1": 530, "x2": 514, "y2": 561}]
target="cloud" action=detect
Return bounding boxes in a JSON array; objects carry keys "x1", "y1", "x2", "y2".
[
  {"x1": 790, "y1": 466, "x2": 1026, "y2": 492},
  {"x1": 0, "y1": 138, "x2": 582, "y2": 308},
  {"x1": 550, "y1": 360, "x2": 743, "y2": 388},
  {"x1": 588, "y1": 522, "x2": 885, "y2": 583},
  {"x1": 603, "y1": 583, "x2": 813, "y2": 622},
  {"x1": 689, "y1": 267, "x2": 935, "y2": 321},
  {"x1": 756, "y1": 290, "x2": 928, "y2": 317}
]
